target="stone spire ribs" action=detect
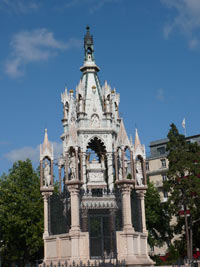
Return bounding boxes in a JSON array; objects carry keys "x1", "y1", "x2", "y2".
[
  {"x1": 116, "y1": 120, "x2": 130, "y2": 148},
  {"x1": 133, "y1": 128, "x2": 145, "y2": 160}
]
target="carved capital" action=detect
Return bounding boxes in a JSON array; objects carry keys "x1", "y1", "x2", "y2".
[
  {"x1": 42, "y1": 192, "x2": 53, "y2": 200},
  {"x1": 67, "y1": 180, "x2": 82, "y2": 194},
  {"x1": 116, "y1": 180, "x2": 134, "y2": 194},
  {"x1": 136, "y1": 190, "x2": 146, "y2": 199}
]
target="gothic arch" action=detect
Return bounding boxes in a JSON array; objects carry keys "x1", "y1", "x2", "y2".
[
  {"x1": 86, "y1": 135, "x2": 107, "y2": 152},
  {"x1": 86, "y1": 136, "x2": 107, "y2": 163}
]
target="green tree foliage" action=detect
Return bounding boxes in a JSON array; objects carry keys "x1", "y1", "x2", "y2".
[
  {"x1": 165, "y1": 123, "x2": 200, "y2": 256},
  {"x1": 0, "y1": 159, "x2": 44, "y2": 265},
  {"x1": 145, "y1": 181, "x2": 171, "y2": 248}
]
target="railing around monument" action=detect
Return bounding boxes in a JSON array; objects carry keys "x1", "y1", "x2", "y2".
[
  {"x1": 80, "y1": 188, "x2": 122, "y2": 260},
  {"x1": 48, "y1": 188, "x2": 123, "y2": 260},
  {"x1": 49, "y1": 190, "x2": 71, "y2": 235},
  {"x1": 49, "y1": 189, "x2": 123, "y2": 236}
]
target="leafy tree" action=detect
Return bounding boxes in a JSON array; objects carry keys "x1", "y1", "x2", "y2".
[
  {"x1": 145, "y1": 181, "x2": 171, "y2": 249},
  {"x1": 165, "y1": 123, "x2": 200, "y2": 259},
  {"x1": 0, "y1": 159, "x2": 44, "y2": 266}
]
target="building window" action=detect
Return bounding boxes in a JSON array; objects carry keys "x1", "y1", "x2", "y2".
[
  {"x1": 161, "y1": 159, "x2": 166, "y2": 168},
  {"x1": 157, "y1": 146, "x2": 166, "y2": 155},
  {"x1": 162, "y1": 174, "x2": 167, "y2": 182},
  {"x1": 146, "y1": 161, "x2": 149, "y2": 171}
]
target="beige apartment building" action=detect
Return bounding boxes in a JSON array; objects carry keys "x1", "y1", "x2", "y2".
[{"x1": 146, "y1": 134, "x2": 200, "y2": 255}]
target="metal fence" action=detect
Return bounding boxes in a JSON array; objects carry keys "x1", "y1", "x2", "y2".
[{"x1": 39, "y1": 259, "x2": 126, "y2": 267}]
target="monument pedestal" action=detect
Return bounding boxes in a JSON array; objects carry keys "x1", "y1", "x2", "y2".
[{"x1": 116, "y1": 180, "x2": 154, "y2": 266}]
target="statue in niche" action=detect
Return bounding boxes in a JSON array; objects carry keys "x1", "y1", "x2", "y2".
[
  {"x1": 44, "y1": 161, "x2": 51, "y2": 187},
  {"x1": 69, "y1": 152, "x2": 76, "y2": 180},
  {"x1": 105, "y1": 97, "x2": 110, "y2": 113},
  {"x1": 118, "y1": 149, "x2": 122, "y2": 180},
  {"x1": 63, "y1": 102, "x2": 69, "y2": 119},
  {"x1": 91, "y1": 114, "x2": 99, "y2": 127},
  {"x1": 136, "y1": 160, "x2": 144, "y2": 186}
]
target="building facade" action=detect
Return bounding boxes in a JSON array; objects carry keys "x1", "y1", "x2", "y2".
[
  {"x1": 146, "y1": 134, "x2": 200, "y2": 255},
  {"x1": 39, "y1": 27, "x2": 154, "y2": 266}
]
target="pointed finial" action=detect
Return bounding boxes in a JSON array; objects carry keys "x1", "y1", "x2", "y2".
[
  {"x1": 134, "y1": 128, "x2": 141, "y2": 149},
  {"x1": 86, "y1": 25, "x2": 90, "y2": 32},
  {"x1": 44, "y1": 128, "x2": 49, "y2": 145},
  {"x1": 130, "y1": 134, "x2": 133, "y2": 145}
]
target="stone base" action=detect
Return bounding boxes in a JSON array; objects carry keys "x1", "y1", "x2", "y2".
[
  {"x1": 42, "y1": 228, "x2": 154, "y2": 266},
  {"x1": 116, "y1": 228, "x2": 154, "y2": 267},
  {"x1": 43, "y1": 231, "x2": 89, "y2": 265}
]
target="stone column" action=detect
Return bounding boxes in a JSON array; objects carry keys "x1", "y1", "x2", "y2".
[
  {"x1": 58, "y1": 166, "x2": 62, "y2": 193},
  {"x1": 42, "y1": 192, "x2": 52, "y2": 238},
  {"x1": 82, "y1": 153, "x2": 87, "y2": 190},
  {"x1": 80, "y1": 152, "x2": 83, "y2": 183},
  {"x1": 133, "y1": 159, "x2": 137, "y2": 184},
  {"x1": 121, "y1": 183, "x2": 133, "y2": 230},
  {"x1": 121, "y1": 147, "x2": 125, "y2": 179},
  {"x1": 136, "y1": 190, "x2": 147, "y2": 233},
  {"x1": 107, "y1": 153, "x2": 114, "y2": 191},
  {"x1": 130, "y1": 151, "x2": 134, "y2": 181},
  {"x1": 114, "y1": 151, "x2": 119, "y2": 182},
  {"x1": 75, "y1": 148, "x2": 79, "y2": 180},
  {"x1": 65, "y1": 152, "x2": 69, "y2": 182},
  {"x1": 50, "y1": 160, "x2": 54, "y2": 186},
  {"x1": 40, "y1": 160, "x2": 43, "y2": 188},
  {"x1": 68, "y1": 183, "x2": 81, "y2": 232},
  {"x1": 66, "y1": 181, "x2": 84, "y2": 262}
]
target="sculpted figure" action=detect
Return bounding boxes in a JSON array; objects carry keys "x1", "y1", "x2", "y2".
[
  {"x1": 91, "y1": 114, "x2": 99, "y2": 127},
  {"x1": 64, "y1": 102, "x2": 69, "y2": 119},
  {"x1": 136, "y1": 160, "x2": 144, "y2": 186},
  {"x1": 79, "y1": 98, "x2": 83, "y2": 112},
  {"x1": 44, "y1": 161, "x2": 51, "y2": 187},
  {"x1": 70, "y1": 152, "x2": 76, "y2": 180},
  {"x1": 105, "y1": 98, "x2": 110, "y2": 113}
]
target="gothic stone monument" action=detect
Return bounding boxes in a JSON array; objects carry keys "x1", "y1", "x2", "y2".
[{"x1": 40, "y1": 27, "x2": 154, "y2": 266}]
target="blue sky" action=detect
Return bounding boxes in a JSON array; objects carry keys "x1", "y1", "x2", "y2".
[{"x1": 1, "y1": 0, "x2": 200, "y2": 174}]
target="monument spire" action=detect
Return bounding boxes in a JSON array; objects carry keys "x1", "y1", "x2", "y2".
[
  {"x1": 80, "y1": 26, "x2": 100, "y2": 73},
  {"x1": 84, "y1": 25, "x2": 94, "y2": 62}
]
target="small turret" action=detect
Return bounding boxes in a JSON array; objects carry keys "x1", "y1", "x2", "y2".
[
  {"x1": 84, "y1": 26, "x2": 94, "y2": 62},
  {"x1": 40, "y1": 129, "x2": 54, "y2": 190},
  {"x1": 80, "y1": 26, "x2": 100, "y2": 73},
  {"x1": 40, "y1": 128, "x2": 54, "y2": 161}
]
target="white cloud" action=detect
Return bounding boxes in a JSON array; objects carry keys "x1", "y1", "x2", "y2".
[
  {"x1": 189, "y1": 38, "x2": 199, "y2": 49},
  {"x1": 0, "y1": 0, "x2": 39, "y2": 14},
  {"x1": 5, "y1": 28, "x2": 81, "y2": 78},
  {"x1": 161, "y1": 0, "x2": 200, "y2": 49},
  {"x1": 63, "y1": 0, "x2": 121, "y2": 13},
  {"x1": 4, "y1": 142, "x2": 63, "y2": 163},
  {"x1": 156, "y1": 88, "x2": 164, "y2": 102},
  {"x1": 89, "y1": 0, "x2": 120, "y2": 14}
]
